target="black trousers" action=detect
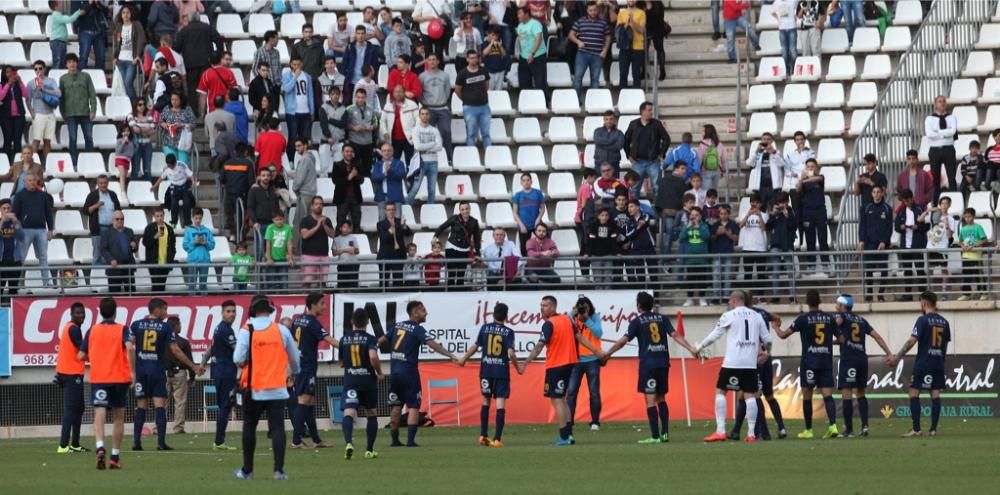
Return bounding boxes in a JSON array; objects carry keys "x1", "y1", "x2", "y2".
[
  {"x1": 242, "y1": 398, "x2": 286, "y2": 475},
  {"x1": 107, "y1": 266, "x2": 134, "y2": 294},
  {"x1": 899, "y1": 250, "x2": 927, "y2": 296},
  {"x1": 392, "y1": 138, "x2": 414, "y2": 168},
  {"x1": 337, "y1": 263, "x2": 359, "y2": 288},
  {"x1": 445, "y1": 248, "x2": 470, "y2": 287},
  {"x1": 862, "y1": 251, "x2": 889, "y2": 298},
  {"x1": 149, "y1": 266, "x2": 171, "y2": 293},
  {"x1": 223, "y1": 193, "x2": 247, "y2": 239},
  {"x1": 352, "y1": 142, "x2": 375, "y2": 172},
  {"x1": 336, "y1": 197, "x2": 363, "y2": 234},
  {"x1": 0, "y1": 116, "x2": 26, "y2": 164},
  {"x1": 186, "y1": 67, "x2": 207, "y2": 117},
  {"x1": 58, "y1": 374, "x2": 84, "y2": 448},
  {"x1": 518, "y1": 55, "x2": 548, "y2": 96},
  {"x1": 929, "y1": 145, "x2": 957, "y2": 202},
  {"x1": 517, "y1": 230, "x2": 531, "y2": 257}
]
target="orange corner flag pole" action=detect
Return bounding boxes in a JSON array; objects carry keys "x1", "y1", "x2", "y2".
[{"x1": 677, "y1": 311, "x2": 692, "y2": 427}]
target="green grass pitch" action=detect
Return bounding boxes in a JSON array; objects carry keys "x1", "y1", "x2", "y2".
[{"x1": 3, "y1": 419, "x2": 997, "y2": 494}]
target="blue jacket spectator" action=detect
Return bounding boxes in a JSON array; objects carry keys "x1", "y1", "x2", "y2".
[
  {"x1": 664, "y1": 138, "x2": 702, "y2": 181},
  {"x1": 371, "y1": 157, "x2": 406, "y2": 204},
  {"x1": 223, "y1": 94, "x2": 250, "y2": 143},
  {"x1": 339, "y1": 38, "x2": 380, "y2": 86},
  {"x1": 281, "y1": 67, "x2": 315, "y2": 116}
]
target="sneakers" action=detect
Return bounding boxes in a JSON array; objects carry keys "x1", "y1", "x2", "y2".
[
  {"x1": 234, "y1": 468, "x2": 253, "y2": 480},
  {"x1": 344, "y1": 443, "x2": 354, "y2": 460},
  {"x1": 660, "y1": 433, "x2": 670, "y2": 443},
  {"x1": 568, "y1": 435, "x2": 576, "y2": 445},
  {"x1": 131, "y1": 444, "x2": 143, "y2": 451},
  {"x1": 778, "y1": 429, "x2": 788, "y2": 439},
  {"x1": 712, "y1": 32, "x2": 722, "y2": 41},
  {"x1": 96, "y1": 448, "x2": 106, "y2": 470},
  {"x1": 312, "y1": 442, "x2": 332, "y2": 449},
  {"x1": 699, "y1": 299, "x2": 709, "y2": 307},
  {"x1": 841, "y1": 431, "x2": 855, "y2": 439},
  {"x1": 156, "y1": 444, "x2": 173, "y2": 451},
  {"x1": 552, "y1": 438, "x2": 573, "y2": 446},
  {"x1": 213, "y1": 443, "x2": 237, "y2": 451},
  {"x1": 726, "y1": 432, "x2": 740, "y2": 441},
  {"x1": 823, "y1": 424, "x2": 840, "y2": 439},
  {"x1": 861, "y1": 426, "x2": 870, "y2": 437},
  {"x1": 273, "y1": 471, "x2": 288, "y2": 481},
  {"x1": 590, "y1": 423, "x2": 600, "y2": 432},
  {"x1": 682, "y1": 299, "x2": 694, "y2": 307},
  {"x1": 70, "y1": 445, "x2": 90, "y2": 453},
  {"x1": 902, "y1": 430, "x2": 922, "y2": 438},
  {"x1": 57, "y1": 446, "x2": 70, "y2": 454},
  {"x1": 478, "y1": 435, "x2": 491, "y2": 446},
  {"x1": 929, "y1": 430, "x2": 937, "y2": 437},
  {"x1": 958, "y1": 295, "x2": 971, "y2": 301},
  {"x1": 108, "y1": 457, "x2": 122, "y2": 470},
  {"x1": 703, "y1": 432, "x2": 728, "y2": 442},
  {"x1": 637, "y1": 437, "x2": 662, "y2": 444},
  {"x1": 797, "y1": 429, "x2": 814, "y2": 439},
  {"x1": 745, "y1": 435, "x2": 757, "y2": 443},
  {"x1": 290, "y1": 442, "x2": 308, "y2": 449},
  {"x1": 980, "y1": 294, "x2": 989, "y2": 301},
  {"x1": 364, "y1": 450, "x2": 380, "y2": 459},
  {"x1": 491, "y1": 440, "x2": 504, "y2": 448}
]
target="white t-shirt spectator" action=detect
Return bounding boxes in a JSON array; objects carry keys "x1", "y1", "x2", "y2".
[
  {"x1": 163, "y1": 163, "x2": 193, "y2": 187},
  {"x1": 774, "y1": 0, "x2": 798, "y2": 30},
  {"x1": 927, "y1": 211, "x2": 959, "y2": 249},
  {"x1": 739, "y1": 211, "x2": 769, "y2": 252}
]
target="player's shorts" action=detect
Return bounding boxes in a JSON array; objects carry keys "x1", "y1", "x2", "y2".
[
  {"x1": 480, "y1": 377, "x2": 511, "y2": 399},
  {"x1": 800, "y1": 366, "x2": 835, "y2": 389},
  {"x1": 757, "y1": 360, "x2": 775, "y2": 397},
  {"x1": 92, "y1": 383, "x2": 129, "y2": 408},
  {"x1": 911, "y1": 368, "x2": 946, "y2": 391},
  {"x1": 388, "y1": 371, "x2": 422, "y2": 408},
  {"x1": 716, "y1": 367, "x2": 759, "y2": 393},
  {"x1": 294, "y1": 369, "x2": 318, "y2": 397},
  {"x1": 638, "y1": 367, "x2": 669, "y2": 395},
  {"x1": 343, "y1": 377, "x2": 379, "y2": 411},
  {"x1": 838, "y1": 360, "x2": 869, "y2": 389},
  {"x1": 133, "y1": 371, "x2": 168, "y2": 399},
  {"x1": 544, "y1": 364, "x2": 574, "y2": 398},
  {"x1": 30, "y1": 112, "x2": 56, "y2": 141}
]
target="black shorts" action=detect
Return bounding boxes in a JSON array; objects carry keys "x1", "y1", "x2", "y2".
[
  {"x1": 757, "y1": 360, "x2": 774, "y2": 397},
  {"x1": 92, "y1": 383, "x2": 129, "y2": 409},
  {"x1": 388, "y1": 372, "x2": 422, "y2": 408},
  {"x1": 638, "y1": 367, "x2": 669, "y2": 395},
  {"x1": 800, "y1": 366, "x2": 835, "y2": 389},
  {"x1": 716, "y1": 367, "x2": 759, "y2": 393},
  {"x1": 911, "y1": 368, "x2": 946, "y2": 391},
  {"x1": 480, "y1": 377, "x2": 511, "y2": 399},
  {"x1": 133, "y1": 371, "x2": 168, "y2": 399},
  {"x1": 838, "y1": 361, "x2": 869, "y2": 389},
  {"x1": 927, "y1": 251, "x2": 948, "y2": 267},
  {"x1": 343, "y1": 377, "x2": 379, "y2": 411},
  {"x1": 294, "y1": 370, "x2": 317, "y2": 397},
  {"x1": 544, "y1": 364, "x2": 574, "y2": 398}
]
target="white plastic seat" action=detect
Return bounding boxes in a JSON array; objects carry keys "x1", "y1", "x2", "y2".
[
  {"x1": 279, "y1": 12, "x2": 307, "y2": 38},
  {"x1": 757, "y1": 30, "x2": 781, "y2": 56},
  {"x1": 968, "y1": 191, "x2": 993, "y2": 218},
  {"x1": 484, "y1": 145, "x2": 515, "y2": 172},
  {"x1": 756, "y1": 3, "x2": 779, "y2": 29},
  {"x1": 13, "y1": 15, "x2": 43, "y2": 40},
  {"x1": 940, "y1": 192, "x2": 965, "y2": 215},
  {"x1": 755, "y1": 56, "x2": 786, "y2": 83},
  {"x1": 861, "y1": 54, "x2": 892, "y2": 80},
  {"x1": 963, "y1": 51, "x2": 994, "y2": 78},
  {"x1": 360, "y1": 205, "x2": 379, "y2": 232},
  {"x1": 551, "y1": 89, "x2": 581, "y2": 114},
  {"x1": 617, "y1": 89, "x2": 645, "y2": 114},
  {"x1": 547, "y1": 117, "x2": 578, "y2": 143},
  {"x1": 410, "y1": 232, "x2": 434, "y2": 255},
  {"x1": 848, "y1": 82, "x2": 878, "y2": 108},
  {"x1": 849, "y1": 27, "x2": 881, "y2": 53},
  {"x1": 883, "y1": 26, "x2": 913, "y2": 51},
  {"x1": 825, "y1": 55, "x2": 857, "y2": 81},
  {"x1": 813, "y1": 83, "x2": 845, "y2": 109},
  {"x1": 930, "y1": 52, "x2": 963, "y2": 78},
  {"x1": 104, "y1": 96, "x2": 132, "y2": 121},
  {"x1": 551, "y1": 229, "x2": 580, "y2": 256},
  {"x1": 420, "y1": 204, "x2": 448, "y2": 229},
  {"x1": 551, "y1": 144, "x2": 581, "y2": 170},
  {"x1": 821, "y1": 28, "x2": 849, "y2": 54},
  {"x1": 216, "y1": 13, "x2": 248, "y2": 38},
  {"x1": 820, "y1": 164, "x2": 847, "y2": 192},
  {"x1": 978, "y1": 105, "x2": 1000, "y2": 132},
  {"x1": 513, "y1": 117, "x2": 543, "y2": 144},
  {"x1": 488, "y1": 91, "x2": 514, "y2": 116},
  {"x1": 553, "y1": 201, "x2": 577, "y2": 227},
  {"x1": 121, "y1": 209, "x2": 147, "y2": 233},
  {"x1": 85, "y1": 69, "x2": 110, "y2": 95},
  {"x1": 894, "y1": 0, "x2": 924, "y2": 25},
  {"x1": 76, "y1": 152, "x2": 107, "y2": 178},
  {"x1": 444, "y1": 174, "x2": 477, "y2": 201},
  {"x1": 54, "y1": 210, "x2": 88, "y2": 236},
  {"x1": 0, "y1": 17, "x2": 9, "y2": 41},
  {"x1": 452, "y1": 146, "x2": 484, "y2": 172},
  {"x1": 516, "y1": 145, "x2": 549, "y2": 171},
  {"x1": 29, "y1": 41, "x2": 51, "y2": 64},
  {"x1": 584, "y1": 89, "x2": 614, "y2": 114},
  {"x1": 485, "y1": 202, "x2": 517, "y2": 229},
  {"x1": 980, "y1": 78, "x2": 1000, "y2": 104},
  {"x1": 974, "y1": 23, "x2": 1000, "y2": 50},
  {"x1": 0, "y1": 42, "x2": 28, "y2": 66},
  {"x1": 747, "y1": 84, "x2": 776, "y2": 111},
  {"x1": 478, "y1": 174, "x2": 510, "y2": 201},
  {"x1": 817, "y1": 138, "x2": 846, "y2": 165},
  {"x1": 316, "y1": 177, "x2": 335, "y2": 203},
  {"x1": 582, "y1": 116, "x2": 602, "y2": 142},
  {"x1": 781, "y1": 111, "x2": 812, "y2": 137},
  {"x1": 231, "y1": 39, "x2": 258, "y2": 65},
  {"x1": 953, "y1": 106, "x2": 980, "y2": 132},
  {"x1": 815, "y1": 111, "x2": 845, "y2": 137},
  {"x1": 791, "y1": 56, "x2": 822, "y2": 81},
  {"x1": 517, "y1": 89, "x2": 548, "y2": 115},
  {"x1": 779, "y1": 84, "x2": 811, "y2": 110},
  {"x1": 247, "y1": 13, "x2": 276, "y2": 37},
  {"x1": 489, "y1": 118, "x2": 510, "y2": 145},
  {"x1": 127, "y1": 181, "x2": 159, "y2": 207},
  {"x1": 72, "y1": 237, "x2": 92, "y2": 264},
  {"x1": 61, "y1": 181, "x2": 90, "y2": 208},
  {"x1": 547, "y1": 172, "x2": 577, "y2": 200},
  {"x1": 45, "y1": 152, "x2": 77, "y2": 178},
  {"x1": 848, "y1": 109, "x2": 874, "y2": 136},
  {"x1": 747, "y1": 112, "x2": 777, "y2": 139},
  {"x1": 547, "y1": 63, "x2": 572, "y2": 87},
  {"x1": 949, "y1": 78, "x2": 978, "y2": 105},
  {"x1": 92, "y1": 124, "x2": 117, "y2": 149}
]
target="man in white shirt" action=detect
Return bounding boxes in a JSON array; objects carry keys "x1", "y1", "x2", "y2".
[
  {"x1": 785, "y1": 131, "x2": 815, "y2": 244},
  {"x1": 925, "y1": 95, "x2": 959, "y2": 202},
  {"x1": 773, "y1": 0, "x2": 799, "y2": 75},
  {"x1": 481, "y1": 229, "x2": 519, "y2": 287},
  {"x1": 693, "y1": 290, "x2": 772, "y2": 443}
]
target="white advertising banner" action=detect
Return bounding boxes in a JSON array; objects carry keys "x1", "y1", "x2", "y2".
[{"x1": 333, "y1": 291, "x2": 647, "y2": 360}]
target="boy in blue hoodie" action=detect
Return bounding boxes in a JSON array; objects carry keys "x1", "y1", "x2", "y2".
[
  {"x1": 371, "y1": 143, "x2": 407, "y2": 220},
  {"x1": 663, "y1": 132, "x2": 701, "y2": 181},
  {"x1": 183, "y1": 208, "x2": 216, "y2": 295},
  {"x1": 222, "y1": 88, "x2": 249, "y2": 144}
]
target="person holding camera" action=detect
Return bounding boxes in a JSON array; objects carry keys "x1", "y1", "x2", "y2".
[
  {"x1": 766, "y1": 191, "x2": 797, "y2": 302},
  {"x1": 746, "y1": 132, "x2": 785, "y2": 208},
  {"x1": 796, "y1": 158, "x2": 831, "y2": 273},
  {"x1": 566, "y1": 296, "x2": 605, "y2": 432}
]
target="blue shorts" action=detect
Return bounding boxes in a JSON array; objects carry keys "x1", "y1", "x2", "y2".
[
  {"x1": 480, "y1": 377, "x2": 511, "y2": 399},
  {"x1": 389, "y1": 371, "x2": 422, "y2": 408},
  {"x1": 92, "y1": 383, "x2": 129, "y2": 409},
  {"x1": 343, "y1": 377, "x2": 379, "y2": 411},
  {"x1": 294, "y1": 369, "x2": 318, "y2": 397},
  {"x1": 800, "y1": 366, "x2": 835, "y2": 389},
  {"x1": 544, "y1": 364, "x2": 574, "y2": 398},
  {"x1": 638, "y1": 367, "x2": 669, "y2": 395},
  {"x1": 911, "y1": 368, "x2": 946, "y2": 391},
  {"x1": 758, "y1": 360, "x2": 775, "y2": 397},
  {"x1": 134, "y1": 371, "x2": 168, "y2": 399},
  {"x1": 838, "y1": 360, "x2": 869, "y2": 389}
]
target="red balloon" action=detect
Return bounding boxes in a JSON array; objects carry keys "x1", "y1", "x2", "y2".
[{"x1": 427, "y1": 18, "x2": 445, "y2": 40}]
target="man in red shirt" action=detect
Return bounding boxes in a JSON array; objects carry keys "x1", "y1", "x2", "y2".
[
  {"x1": 386, "y1": 54, "x2": 422, "y2": 101},
  {"x1": 254, "y1": 118, "x2": 287, "y2": 175},
  {"x1": 723, "y1": 0, "x2": 761, "y2": 64},
  {"x1": 197, "y1": 51, "x2": 238, "y2": 116}
]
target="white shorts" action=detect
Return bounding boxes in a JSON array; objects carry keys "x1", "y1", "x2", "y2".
[{"x1": 30, "y1": 112, "x2": 56, "y2": 141}]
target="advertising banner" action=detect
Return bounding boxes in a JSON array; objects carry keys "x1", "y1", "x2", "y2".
[
  {"x1": 0, "y1": 308, "x2": 10, "y2": 377},
  {"x1": 332, "y1": 291, "x2": 646, "y2": 360},
  {"x1": 11, "y1": 295, "x2": 334, "y2": 366}
]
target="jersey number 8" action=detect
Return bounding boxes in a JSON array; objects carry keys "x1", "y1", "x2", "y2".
[{"x1": 650, "y1": 322, "x2": 661, "y2": 344}]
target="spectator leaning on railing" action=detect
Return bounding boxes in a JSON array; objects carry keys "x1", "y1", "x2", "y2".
[
  {"x1": 140, "y1": 207, "x2": 176, "y2": 294},
  {"x1": 434, "y1": 202, "x2": 482, "y2": 288},
  {"x1": 12, "y1": 172, "x2": 54, "y2": 288},
  {"x1": 98, "y1": 211, "x2": 138, "y2": 294},
  {"x1": 895, "y1": 189, "x2": 930, "y2": 302}
]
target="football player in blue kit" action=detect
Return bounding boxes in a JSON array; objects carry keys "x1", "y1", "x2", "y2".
[
  {"x1": 890, "y1": 291, "x2": 951, "y2": 437},
  {"x1": 129, "y1": 298, "x2": 202, "y2": 451},
  {"x1": 198, "y1": 300, "x2": 240, "y2": 450},
  {"x1": 729, "y1": 293, "x2": 787, "y2": 440},
  {"x1": 378, "y1": 300, "x2": 458, "y2": 447},
  {"x1": 457, "y1": 302, "x2": 523, "y2": 448},
  {"x1": 833, "y1": 294, "x2": 891, "y2": 437},
  {"x1": 340, "y1": 308, "x2": 384, "y2": 460},
  {"x1": 776, "y1": 289, "x2": 839, "y2": 439},
  {"x1": 604, "y1": 292, "x2": 698, "y2": 444},
  {"x1": 290, "y1": 293, "x2": 339, "y2": 449}
]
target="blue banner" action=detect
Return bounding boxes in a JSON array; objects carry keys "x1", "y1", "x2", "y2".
[{"x1": 0, "y1": 308, "x2": 10, "y2": 377}]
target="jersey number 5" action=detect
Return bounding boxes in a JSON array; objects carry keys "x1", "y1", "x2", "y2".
[
  {"x1": 814, "y1": 323, "x2": 826, "y2": 345},
  {"x1": 932, "y1": 326, "x2": 944, "y2": 347}
]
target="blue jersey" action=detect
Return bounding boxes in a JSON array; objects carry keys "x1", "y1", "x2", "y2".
[
  {"x1": 389, "y1": 320, "x2": 432, "y2": 373},
  {"x1": 476, "y1": 323, "x2": 515, "y2": 380},
  {"x1": 837, "y1": 312, "x2": 873, "y2": 362},
  {"x1": 626, "y1": 312, "x2": 675, "y2": 369},
  {"x1": 341, "y1": 330, "x2": 378, "y2": 378},
  {"x1": 292, "y1": 314, "x2": 329, "y2": 372},
  {"x1": 791, "y1": 311, "x2": 836, "y2": 369},
  {"x1": 912, "y1": 312, "x2": 951, "y2": 371},
  {"x1": 210, "y1": 321, "x2": 238, "y2": 376},
  {"x1": 130, "y1": 318, "x2": 174, "y2": 375}
]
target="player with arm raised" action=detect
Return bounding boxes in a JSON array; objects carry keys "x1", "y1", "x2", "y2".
[
  {"x1": 890, "y1": 291, "x2": 951, "y2": 437},
  {"x1": 377, "y1": 300, "x2": 458, "y2": 447},
  {"x1": 341, "y1": 308, "x2": 384, "y2": 460},
  {"x1": 775, "y1": 289, "x2": 838, "y2": 439},
  {"x1": 834, "y1": 294, "x2": 891, "y2": 437},
  {"x1": 457, "y1": 302, "x2": 522, "y2": 448},
  {"x1": 604, "y1": 292, "x2": 698, "y2": 444},
  {"x1": 290, "y1": 293, "x2": 340, "y2": 449},
  {"x1": 729, "y1": 292, "x2": 787, "y2": 440},
  {"x1": 519, "y1": 295, "x2": 606, "y2": 446},
  {"x1": 694, "y1": 290, "x2": 772, "y2": 443}
]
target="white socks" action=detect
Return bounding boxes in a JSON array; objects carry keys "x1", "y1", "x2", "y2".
[
  {"x1": 715, "y1": 393, "x2": 727, "y2": 434},
  {"x1": 745, "y1": 399, "x2": 759, "y2": 438},
  {"x1": 96, "y1": 440, "x2": 104, "y2": 450}
]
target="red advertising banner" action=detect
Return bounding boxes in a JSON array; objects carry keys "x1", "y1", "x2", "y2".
[{"x1": 11, "y1": 295, "x2": 333, "y2": 366}]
